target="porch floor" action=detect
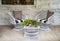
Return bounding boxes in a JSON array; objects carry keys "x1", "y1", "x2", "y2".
[{"x1": 0, "y1": 25, "x2": 60, "y2": 41}]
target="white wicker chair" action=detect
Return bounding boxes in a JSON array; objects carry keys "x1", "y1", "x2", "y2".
[
  {"x1": 36, "y1": 10, "x2": 54, "y2": 32},
  {"x1": 8, "y1": 11, "x2": 26, "y2": 32}
]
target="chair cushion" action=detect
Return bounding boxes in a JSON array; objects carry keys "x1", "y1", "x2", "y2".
[
  {"x1": 13, "y1": 11, "x2": 22, "y2": 19},
  {"x1": 15, "y1": 19, "x2": 23, "y2": 24},
  {"x1": 46, "y1": 10, "x2": 54, "y2": 19}
]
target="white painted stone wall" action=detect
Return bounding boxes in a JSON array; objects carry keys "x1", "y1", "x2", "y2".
[{"x1": 0, "y1": 0, "x2": 60, "y2": 25}]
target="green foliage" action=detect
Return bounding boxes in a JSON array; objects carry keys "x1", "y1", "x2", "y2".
[{"x1": 21, "y1": 19, "x2": 41, "y2": 27}]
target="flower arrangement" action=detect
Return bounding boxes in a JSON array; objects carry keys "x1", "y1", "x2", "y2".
[{"x1": 21, "y1": 19, "x2": 41, "y2": 27}]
